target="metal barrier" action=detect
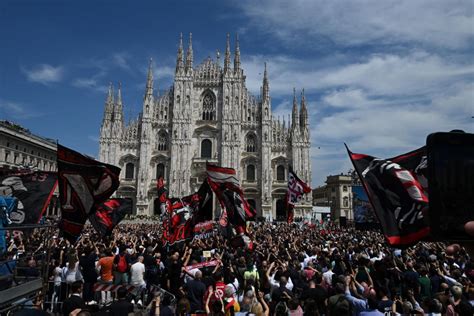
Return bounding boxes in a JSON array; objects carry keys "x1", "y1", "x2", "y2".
[
  {"x1": 91, "y1": 282, "x2": 176, "y2": 310},
  {"x1": 93, "y1": 283, "x2": 135, "y2": 292},
  {"x1": 41, "y1": 280, "x2": 69, "y2": 315}
]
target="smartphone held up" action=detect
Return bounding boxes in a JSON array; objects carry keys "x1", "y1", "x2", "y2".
[{"x1": 426, "y1": 130, "x2": 474, "y2": 241}]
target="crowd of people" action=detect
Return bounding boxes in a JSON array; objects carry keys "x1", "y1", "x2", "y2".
[{"x1": 1, "y1": 221, "x2": 474, "y2": 316}]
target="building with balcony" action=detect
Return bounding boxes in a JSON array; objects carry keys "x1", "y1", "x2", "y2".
[{"x1": 312, "y1": 173, "x2": 353, "y2": 221}]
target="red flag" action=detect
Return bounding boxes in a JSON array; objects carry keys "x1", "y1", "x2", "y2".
[
  {"x1": 287, "y1": 167, "x2": 311, "y2": 223},
  {"x1": 89, "y1": 198, "x2": 132, "y2": 237},
  {"x1": 156, "y1": 177, "x2": 196, "y2": 246}
]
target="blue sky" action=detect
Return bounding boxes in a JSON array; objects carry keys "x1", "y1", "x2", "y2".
[{"x1": 0, "y1": 0, "x2": 473, "y2": 186}]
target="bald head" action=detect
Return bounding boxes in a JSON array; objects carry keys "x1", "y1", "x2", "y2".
[{"x1": 451, "y1": 286, "x2": 463, "y2": 300}]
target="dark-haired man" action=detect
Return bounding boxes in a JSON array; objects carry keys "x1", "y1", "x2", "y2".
[
  {"x1": 62, "y1": 281, "x2": 85, "y2": 316},
  {"x1": 109, "y1": 286, "x2": 134, "y2": 316}
]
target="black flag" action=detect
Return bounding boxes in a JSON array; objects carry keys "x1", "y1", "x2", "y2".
[
  {"x1": 0, "y1": 169, "x2": 57, "y2": 225},
  {"x1": 180, "y1": 179, "x2": 213, "y2": 224},
  {"x1": 89, "y1": 198, "x2": 132, "y2": 237},
  {"x1": 207, "y1": 164, "x2": 255, "y2": 235},
  {"x1": 57, "y1": 144, "x2": 120, "y2": 242},
  {"x1": 346, "y1": 145, "x2": 430, "y2": 246}
]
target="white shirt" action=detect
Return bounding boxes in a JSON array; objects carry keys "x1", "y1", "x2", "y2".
[
  {"x1": 53, "y1": 267, "x2": 62, "y2": 286},
  {"x1": 184, "y1": 268, "x2": 200, "y2": 283},
  {"x1": 269, "y1": 273, "x2": 293, "y2": 291},
  {"x1": 323, "y1": 270, "x2": 335, "y2": 286},
  {"x1": 303, "y1": 253, "x2": 317, "y2": 268},
  {"x1": 226, "y1": 278, "x2": 240, "y2": 299},
  {"x1": 63, "y1": 262, "x2": 81, "y2": 284},
  {"x1": 130, "y1": 261, "x2": 145, "y2": 286}
]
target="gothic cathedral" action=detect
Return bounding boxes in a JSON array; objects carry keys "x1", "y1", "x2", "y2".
[{"x1": 99, "y1": 34, "x2": 312, "y2": 220}]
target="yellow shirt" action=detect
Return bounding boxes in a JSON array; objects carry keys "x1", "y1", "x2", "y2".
[{"x1": 224, "y1": 298, "x2": 240, "y2": 316}]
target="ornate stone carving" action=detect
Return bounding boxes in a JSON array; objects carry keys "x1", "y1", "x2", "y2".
[{"x1": 98, "y1": 37, "x2": 312, "y2": 217}]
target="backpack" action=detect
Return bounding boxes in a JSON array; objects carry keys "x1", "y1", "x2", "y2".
[
  {"x1": 329, "y1": 294, "x2": 352, "y2": 316},
  {"x1": 116, "y1": 255, "x2": 128, "y2": 273}
]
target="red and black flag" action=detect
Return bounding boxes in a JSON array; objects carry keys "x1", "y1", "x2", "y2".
[
  {"x1": 181, "y1": 179, "x2": 213, "y2": 224},
  {"x1": 206, "y1": 163, "x2": 255, "y2": 235},
  {"x1": 0, "y1": 169, "x2": 57, "y2": 225},
  {"x1": 346, "y1": 144, "x2": 430, "y2": 246},
  {"x1": 218, "y1": 208, "x2": 232, "y2": 238},
  {"x1": 164, "y1": 198, "x2": 195, "y2": 246},
  {"x1": 57, "y1": 144, "x2": 120, "y2": 242},
  {"x1": 89, "y1": 198, "x2": 132, "y2": 237},
  {"x1": 286, "y1": 167, "x2": 311, "y2": 223},
  {"x1": 157, "y1": 177, "x2": 195, "y2": 246}
]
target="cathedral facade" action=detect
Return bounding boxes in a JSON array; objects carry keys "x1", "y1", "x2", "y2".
[{"x1": 99, "y1": 34, "x2": 312, "y2": 220}]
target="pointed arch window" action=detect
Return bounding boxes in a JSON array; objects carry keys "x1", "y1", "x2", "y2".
[
  {"x1": 201, "y1": 139, "x2": 212, "y2": 158},
  {"x1": 157, "y1": 131, "x2": 168, "y2": 151},
  {"x1": 246, "y1": 134, "x2": 256, "y2": 152},
  {"x1": 247, "y1": 164, "x2": 256, "y2": 181},
  {"x1": 277, "y1": 165, "x2": 285, "y2": 181},
  {"x1": 156, "y1": 163, "x2": 165, "y2": 179},
  {"x1": 202, "y1": 91, "x2": 216, "y2": 121},
  {"x1": 125, "y1": 163, "x2": 134, "y2": 179}
]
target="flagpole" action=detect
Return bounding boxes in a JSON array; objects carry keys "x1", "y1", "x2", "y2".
[{"x1": 344, "y1": 143, "x2": 381, "y2": 230}]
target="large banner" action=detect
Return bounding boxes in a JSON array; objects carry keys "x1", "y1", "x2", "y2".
[
  {"x1": 0, "y1": 170, "x2": 57, "y2": 225},
  {"x1": 352, "y1": 186, "x2": 375, "y2": 224},
  {"x1": 347, "y1": 145, "x2": 430, "y2": 246},
  {"x1": 193, "y1": 220, "x2": 216, "y2": 240},
  {"x1": 57, "y1": 144, "x2": 120, "y2": 242}
]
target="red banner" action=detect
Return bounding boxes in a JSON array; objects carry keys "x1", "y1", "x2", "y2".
[{"x1": 184, "y1": 259, "x2": 220, "y2": 271}]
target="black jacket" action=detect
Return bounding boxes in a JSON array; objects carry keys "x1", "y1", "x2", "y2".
[
  {"x1": 62, "y1": 294, "x2": 85, "y2": 316},
  {"x1": 109, "y1": 299, "x2": 134, "y2": 316}
]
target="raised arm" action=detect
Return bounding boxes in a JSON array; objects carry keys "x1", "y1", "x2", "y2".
[
  {"x1": 257, "y1": 291, "x2": 270, "y2": 316},
  {"x1": 205, "y1": 287, "x2": 213, "y2": 315}
]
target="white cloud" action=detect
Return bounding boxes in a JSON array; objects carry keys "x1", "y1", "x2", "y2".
[
  {"x1": 240, "y1": 51, "x2": 473, "y2": 185},
  {"x1": 236, "y1": 0, "x2": 474, "y2": 49},
  {"x1": 112, "y1": 52, "x2": 132, "y2": 71},
  {"x1": 242, "y1": 55, "x2": 305, "y2": 97},
  {"x1": 72, "y1": 77, "x2": 107, "y2": 93},
  {"x1": 22, "y1": 64, "x2": 64, "y2": 85},
  {"x1": 242, "y1": 51, "x2": 474, "y2": 98},
  {"x1": 0, "y1": 99, "x2": 40, "y2": 119},
  {"x1": 318, "y1": 52, "x2": 474, "y2": 96},
  {"x1": 72, "y1": 52, "x2": 140, "y2": 93},
  {"x1": 154, "y1": 65, "x2": 175, "y2": 81},
  {"x1": 309, "y1": 82, "x2": 473, "y2": 184}
]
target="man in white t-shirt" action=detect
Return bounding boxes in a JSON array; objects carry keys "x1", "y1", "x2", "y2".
[
  {"x1": 130, "y1": 256, "x2": 146, "y2": 306},
  {"x1": 322, "y1": 264, "x2": 335, "y2": 286},
  {"x1": 183, "y1": 259, "x2": 200, "y2": 283}
]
